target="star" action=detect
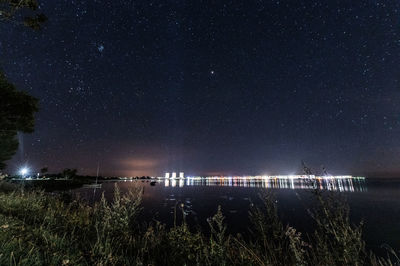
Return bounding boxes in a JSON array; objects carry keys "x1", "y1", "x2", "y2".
[
  {"x1": 1, "y1": 0, "x2": 399, "y2": 178},
  {"x1": 97, "y1": 44, "x2": 104, "y2": 53}
]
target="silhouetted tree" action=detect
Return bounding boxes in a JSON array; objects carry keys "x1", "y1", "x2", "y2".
[
  {"x1": 40, "y1": 167, "x2": 48, "y2": 176},
  {"x1": 0, "y1": 1, "x2": 44, "y2": 170},
  {"x1": 0, "y1": 0, "x2": 47, "y2": 30},
  {"x1": 62, "y1": 168, "x2": 78, "y2": 179},
  {"x1": 0, "y1": 72, "x2": 38, "y2": 169}
]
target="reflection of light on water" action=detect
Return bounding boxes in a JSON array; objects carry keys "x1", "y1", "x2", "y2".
[
  {"x1": 171, "y1": 179, "x2": 177, "y2": 187},
  {"x1": 165, "y1": 176, "x2": 366, "y2": 192},
  {"x1": 165, "y1": 178, "x2": 186, "y2": 187}
]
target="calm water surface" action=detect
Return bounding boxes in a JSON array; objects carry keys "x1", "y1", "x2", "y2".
[{"x1": 72, "y1": 178, "x2": 400, "y2": 253}]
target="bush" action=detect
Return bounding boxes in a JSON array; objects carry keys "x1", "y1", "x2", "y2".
[{"x1": 0, "y1": 183, "x2": 398, "y2": 265}]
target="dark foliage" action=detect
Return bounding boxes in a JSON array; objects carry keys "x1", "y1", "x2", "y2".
[
  {"x1": 0, "y1": 183, "x2": 397, "y2": 265},
  {"x1": 0, "y1": 71, "x2": 38, "y2": 169},
  {"x1": 0, "y1": 0, "x2": 47, "y2": 30}
]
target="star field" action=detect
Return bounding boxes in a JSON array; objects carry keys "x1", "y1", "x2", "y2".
[{"x1": 1, "y1": 0, "x2": 400, "y2": 177}]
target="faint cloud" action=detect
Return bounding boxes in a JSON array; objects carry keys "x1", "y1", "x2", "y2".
[{"x1": 118, "y1": 157, "x2": 162, "y2": 177}]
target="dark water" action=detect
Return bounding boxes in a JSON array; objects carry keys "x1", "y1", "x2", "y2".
[{"x1": 72, "y1": 178, "x2": 400, "y2": 253}]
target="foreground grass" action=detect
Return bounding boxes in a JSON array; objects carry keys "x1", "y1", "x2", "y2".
[{"x1": 0, "y1": 182, "x2": 397, "y2": 265}]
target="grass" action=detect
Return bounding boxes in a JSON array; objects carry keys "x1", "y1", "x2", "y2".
[
  {"x1": 8, "y1": 179, "x2": 92, "y2": 191},
  {"x1": 0, "y1": 180, "x2": 398, "y2": 265}
]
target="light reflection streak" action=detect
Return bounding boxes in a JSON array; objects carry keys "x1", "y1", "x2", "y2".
[{"x1": 164, "y1": 176, "x2": 366, "y2": 192}]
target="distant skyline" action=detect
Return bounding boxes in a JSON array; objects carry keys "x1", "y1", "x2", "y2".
[{"x1": 1, "y1": 1, "x2": 400, "y2": 177}]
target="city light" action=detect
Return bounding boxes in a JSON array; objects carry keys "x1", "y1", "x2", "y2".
[
  {"x1": 165, "y1": 175, "x2": 365, "y2": 182},
  {"x1": 19, "y1": 167, "x2": 29, "y2": 177}
]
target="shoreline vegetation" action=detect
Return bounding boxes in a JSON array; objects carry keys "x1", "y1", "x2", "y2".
[
  {"x1": 0, "y1": 175, "x2": 154, "y2": 192},
  {"x1": 0, "y1": 181, "x2": 398, "y2": 265}
]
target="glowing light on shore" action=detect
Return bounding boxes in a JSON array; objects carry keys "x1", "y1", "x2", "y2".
[
  {"x1": 182, "y1": 175, "x2": 365, "y2": 181},
  {"x1": 19, "y1": 167, "x2": 29, "y2": 176}
]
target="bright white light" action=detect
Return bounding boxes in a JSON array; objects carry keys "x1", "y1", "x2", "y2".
[{"x1": 19, "y1": 167, "x2": 28, "y2": 176}]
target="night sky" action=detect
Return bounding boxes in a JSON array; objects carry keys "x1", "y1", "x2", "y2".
[{"x1": 1, "y1": 1, "x2": 400, "y2": 177}]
